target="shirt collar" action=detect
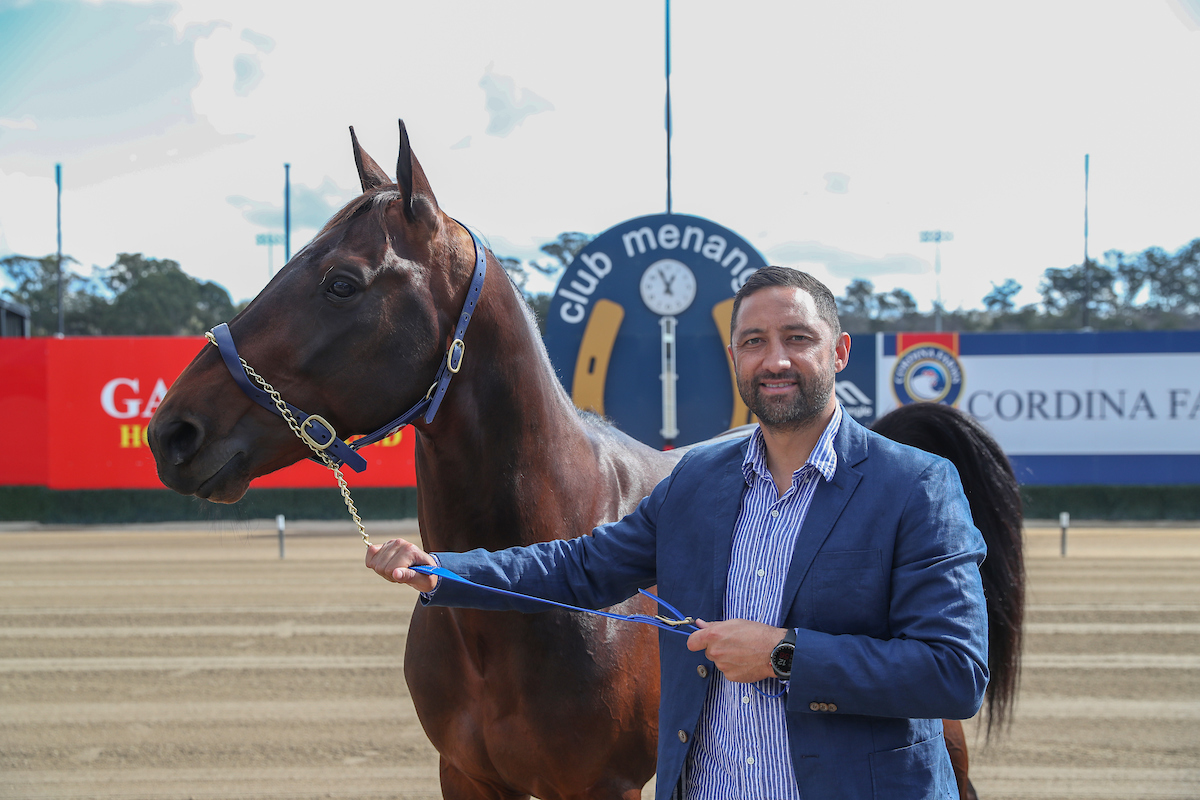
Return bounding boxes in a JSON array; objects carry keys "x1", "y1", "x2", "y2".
[{"x1": 742, "y1": 403, "x2": 842, "y2": 487}]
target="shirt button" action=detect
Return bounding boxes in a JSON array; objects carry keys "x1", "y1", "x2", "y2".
[
  {"x1": 741, "y1": 695, "x2": 750, "y2": 704},
  {"x1": 678, "y1": 730, "x2": 689, "y2": 743},
  {"x1": 696, "y1": 665, "x2": 708, "y2": 678},
  {"x1": 756, "y1": 568, "x2": 766, "y2": 577},
  {"x1": 746, "y1": 756, "x2": 755, "y2": 765},
  {"x1": 771, "y1": 509, "x2": 780, "y2": 518}
]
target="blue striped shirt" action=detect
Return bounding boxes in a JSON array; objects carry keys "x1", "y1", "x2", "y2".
[{"x1": 684, "y1": 405, "x2": 842, "y2": 800}]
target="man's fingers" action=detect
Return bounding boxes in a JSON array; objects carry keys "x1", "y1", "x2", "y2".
[{"x1": 363, "y1": 538, "x2": 438, "y2": 591}]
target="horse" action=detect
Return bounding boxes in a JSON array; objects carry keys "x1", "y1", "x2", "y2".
[
  {"x1": 148, "y1": 119, "x2": 1014, "y2": 799},
  {"x1": 873, "y1": 401, "x2": 1027, "y2": 800},
  {"x1": 148, "y1": 120, "x2": 676, "y2": 800}
]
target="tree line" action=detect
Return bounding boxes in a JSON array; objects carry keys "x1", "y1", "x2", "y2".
[
  {"x1": 1, "y1": 253, "x2": 236, "y2": 336},
  {"x1": 834, "y1": 238, "x2": 1200, "y2": 333},
  {"x1": 4, "y1": 236, "x2": 1197, "y2": 337}
]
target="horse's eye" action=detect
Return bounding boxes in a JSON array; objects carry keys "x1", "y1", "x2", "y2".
[{"x1": 328, "y1": 280, "x2": 356, "y2": 299}]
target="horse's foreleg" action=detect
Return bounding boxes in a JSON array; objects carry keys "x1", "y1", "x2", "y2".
[
  {"x1": 438, "y1": 757, "x2": 529, "y2": 800},
  {"x1": 942, "y1": 718, "x2": 977, "y2": 800}
]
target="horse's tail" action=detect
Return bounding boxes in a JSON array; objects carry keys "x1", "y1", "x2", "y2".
[{"x1": 872, "y1": 403, "x2": 1025, "y2": 737}]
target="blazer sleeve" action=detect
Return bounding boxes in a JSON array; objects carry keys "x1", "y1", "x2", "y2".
[
  {"x1": 423, "y1": 451, "x2": 697, "y2": 612},
  {"x1": 787, "y1": 456, "x2": 990, "y2": 722}
]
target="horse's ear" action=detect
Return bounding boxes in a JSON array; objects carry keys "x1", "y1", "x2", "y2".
[
  {"x1": 396, "y1": 119, "x2": 439, "y2": 225},
  {"x1": 349, "y1": 126, "x2": 392, "y2": 192}
]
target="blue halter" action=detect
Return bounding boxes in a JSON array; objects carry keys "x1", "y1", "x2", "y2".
[{"x1": 206, "y1": 220, "x2": 488, "y2": 472}]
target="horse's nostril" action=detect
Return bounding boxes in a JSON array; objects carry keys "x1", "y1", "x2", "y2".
[{"x1": 158, "y1": 418, "x2": 205, "y2": 467}]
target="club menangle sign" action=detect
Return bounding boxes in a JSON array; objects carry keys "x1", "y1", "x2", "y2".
[{"x1": 544, "y1": 213, "x2": 767, "y2": 447}]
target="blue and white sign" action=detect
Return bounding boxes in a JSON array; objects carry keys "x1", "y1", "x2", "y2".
[
  {"x1": 867, "y1": 330, "x2": 1200, "y2": 485},
  {"x1": 544, "y1": 213, "x2": 767, "y2": 447}
]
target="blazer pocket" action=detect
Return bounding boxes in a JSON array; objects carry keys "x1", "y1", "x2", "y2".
[
  {"x1": 868, "y1": 733, "x2": 955, "y2": 799},
  {"x1": 810, "y1": 549, "x2": 884, "y2": 635}
]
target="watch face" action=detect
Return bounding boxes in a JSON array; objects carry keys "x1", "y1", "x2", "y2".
[
  {"x1": 639, "y1": 259, "x2": 697, "y2": 316},
  {"x1": 771, "y1": 643, "x2": 794, "y2": 678}
]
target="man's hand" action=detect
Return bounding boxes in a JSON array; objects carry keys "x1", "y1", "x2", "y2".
[
  {"x1": 365, "y1": 538, "x2": 439, "y2": 593},
  {"x1": 686, "y1": 619, "x2": 787, "y2": 683}
]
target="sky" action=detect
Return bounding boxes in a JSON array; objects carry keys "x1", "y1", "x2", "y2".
[{"x1": 1, "y1": 0, "x2": 1199, "y2": 311}]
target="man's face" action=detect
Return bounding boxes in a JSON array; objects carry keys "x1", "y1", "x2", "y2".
[{"x1": 728, "y1": 286, "x2": 850, "y2": 432}]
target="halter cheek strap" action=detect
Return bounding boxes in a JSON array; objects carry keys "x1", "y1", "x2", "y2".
[
  {"x1": 209, "y1": 323, "x2": 369, "y2": 472},
  {"x1": 205, "y1": 219, "x2": 488, "y2": 473}
]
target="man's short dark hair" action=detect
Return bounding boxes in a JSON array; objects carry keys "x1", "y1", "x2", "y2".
[{"x1": 730, "y1": 266, "x2": 842, "y2": 342}]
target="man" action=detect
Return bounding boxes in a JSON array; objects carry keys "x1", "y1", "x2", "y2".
[{"x1": 367, "y1": 267, "x2": 988, "y2": 799}]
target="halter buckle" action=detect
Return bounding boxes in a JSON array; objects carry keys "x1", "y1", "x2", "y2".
[
  {"x1": 300, "y1": 415, "x2": 337, "y2": 451},
  {"x1": 446, "y1": 338, "x2": 466, "y2": 374}
]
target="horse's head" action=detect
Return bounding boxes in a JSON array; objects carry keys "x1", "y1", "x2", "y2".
[{"x1": 149, "y1": 121, "x2": 484, "y2": 502}]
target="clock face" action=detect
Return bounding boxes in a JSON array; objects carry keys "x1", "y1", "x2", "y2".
[{"x1": 639, "y1": 259, "x2": 697, "y2": 316}]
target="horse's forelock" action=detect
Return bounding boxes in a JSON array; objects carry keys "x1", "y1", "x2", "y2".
[{"x1": 318, "y1": 189, "x2": 403, "y2": 237}]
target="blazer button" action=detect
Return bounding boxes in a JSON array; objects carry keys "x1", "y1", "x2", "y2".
[
  {"x1": 678, "y1": 730, "x2": 689, "y2": 743},
  {"x1": 809, "y1": 702, "x2": 820, "y2": 712},
  {"x1": 828, "y1": 703, "x2": 838, "y2": 712},
  {"x1": 818, "y1": 703, "x2": 829, "y2": 712},
  {"x1": 697, "y1": 665, "x2": 708, "y2": 678}
]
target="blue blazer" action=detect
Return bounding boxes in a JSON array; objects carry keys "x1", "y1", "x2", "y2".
[{"x1": 433, "y1": 414, "x2": 989, "y2": 800}]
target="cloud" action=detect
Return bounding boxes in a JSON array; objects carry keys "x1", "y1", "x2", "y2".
[
  {"x1": 0, "y1": 1, "x2": 240, "y2": 183},
  {"x1": 767, "y1": 241, "x2": 930, "y2": 279},
  {"x1": 479, "y1": 63, "x2": 554, "y2": 137},
  {"x1": 240, "y1": 28, "x2": 275, "y2": 53},
  {"x1": 233, "y1": 53, "x2": 265, "y2": 97},
  {"x1": 227, "y1": 176, "x2": 355, "y2": 230},
  {"x1": 823, "y1": 172, "x2": 850, "y2": 194},
  {"x1": 1166, "y1": 0, "x2": 1200, "y2": 31},
  {"x1": 450, "y1": 136, "x2": 472, "y2": 150},
  {"x1": 0, "y1": 115, "x2": 37, "y2": 131}
]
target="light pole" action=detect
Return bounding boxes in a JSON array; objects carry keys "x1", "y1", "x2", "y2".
[
  {"x1": 919, "y1": 230, "x2": 953, "y2": 332},
  {"x1": 284, "y1": 163, "x2": 292, "y2": 263},
  {"x1": 256, "y1": 233, "x2": 285, "y2": 279},
  {"x1": 55, "y1": 163, "x2": 63, "y2": 337}
]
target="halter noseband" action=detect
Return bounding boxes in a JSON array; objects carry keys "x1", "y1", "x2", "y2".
[{"x1": 205, "y1": 219, "x2": 488, "y2": 473}]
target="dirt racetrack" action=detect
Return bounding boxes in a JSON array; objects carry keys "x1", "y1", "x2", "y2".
[{"x1": 2, "y1": 519, "x2": 1198, "y2": 800}]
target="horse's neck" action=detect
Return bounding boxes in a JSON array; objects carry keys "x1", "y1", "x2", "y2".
[{"x1": 413, "y1": 280, "x2": 608, "y2": 553}]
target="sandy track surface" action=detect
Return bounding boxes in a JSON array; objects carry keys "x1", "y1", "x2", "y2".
[{"x1": 2, "y1": 520, "x2": 1198, "y2": 799}]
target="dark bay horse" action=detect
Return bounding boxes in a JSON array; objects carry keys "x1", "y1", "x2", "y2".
[
  {"x1": 149, "y1": 121, "x2": 676, "y2": 799},
  {"x1": 873, "y1": 401, "x2": 1027, "y2": 800},
  {"x1": 148, "y1": 119, "x2": 1019, "y2": 799}
]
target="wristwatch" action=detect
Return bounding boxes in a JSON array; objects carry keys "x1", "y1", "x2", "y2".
[{"x1": 770, "y1": 627, "x2": 797, "y2": 680}]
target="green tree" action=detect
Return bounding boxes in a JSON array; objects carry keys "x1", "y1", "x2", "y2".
[
  {"x1": 96, "y1": 254, "x2": 236, "y2": 335},
  {"x1": 500, "y1": 231, "x2": 594, "y2": 333},
  {"x1": 983, "y1": 279, "x2": 1022, "y2": 314},
  {"x1": 0, "y1": 254, "x2": 92, "y2": 335},
  {"x1": 1, "y1": 252, "x2": 234, "y2": 336}
]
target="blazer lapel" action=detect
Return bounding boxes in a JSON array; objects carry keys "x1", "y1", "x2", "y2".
[
  {"x1": 777, "y1": 416, "x2": 869, "y2": 622},
  {"x1": 709, "y1": 438, "x2": 750, "y2": 620}
]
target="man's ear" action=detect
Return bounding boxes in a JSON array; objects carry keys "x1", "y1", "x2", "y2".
[{"x1": 834, "y1": 332, "x2": 852, "y2": 372}]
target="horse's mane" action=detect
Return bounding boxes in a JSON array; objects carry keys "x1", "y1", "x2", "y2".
[{"x1": 871, "y1": 402, "x2": 1025, "y2": 737}]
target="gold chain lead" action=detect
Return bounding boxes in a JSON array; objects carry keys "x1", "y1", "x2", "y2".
[{"x1": 205, "y1": 332, "x2": 371, "y2": 548}]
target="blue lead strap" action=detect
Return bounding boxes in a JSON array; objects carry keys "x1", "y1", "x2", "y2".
[
  {"x1": 410, "y1": 565, "x2": 699, "y2": 636},
  {"x1": 411, "y1": 565, "x2": 788, "y2": 698}
]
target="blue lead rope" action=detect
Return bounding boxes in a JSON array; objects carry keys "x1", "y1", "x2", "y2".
[
  {"x1": 408, "y1": 565, "x2": 788, "y2": 698},
  {"x1": 409, "y1": 565, "x2": 699, "y2": 636}
]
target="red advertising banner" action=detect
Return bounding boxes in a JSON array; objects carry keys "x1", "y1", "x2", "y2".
[{"x1": 0, "y1": 337, "x2": 417, "y2": 490}]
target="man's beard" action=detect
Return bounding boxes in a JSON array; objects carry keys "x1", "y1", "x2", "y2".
[{"x1": 738, "y1": 368, "x2": 835, "y2": 432}]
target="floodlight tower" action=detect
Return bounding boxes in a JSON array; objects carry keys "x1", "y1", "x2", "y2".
[
  {"x1": 919, "y1": 230, "x2": 953, "y2": 332},
  {"x1": 256, "y1": 233, "x2": 285, "y2": 279}
]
